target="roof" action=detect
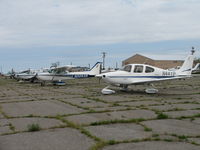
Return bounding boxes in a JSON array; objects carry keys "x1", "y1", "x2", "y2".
[
  {"x1": 122, "y1": 54, "x2": 184, "y2": 69},
  {"x1": 123, "y1": 54, "x2": 153, "y2": 62}
]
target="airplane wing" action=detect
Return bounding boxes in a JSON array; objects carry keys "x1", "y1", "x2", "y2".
[{"x1": 51, "y1": 65, "x2": 76, "y2": 73}]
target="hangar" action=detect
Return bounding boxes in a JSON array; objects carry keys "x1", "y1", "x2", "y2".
[{"x1": 122, "y1": 54, "x2": 184, "y2": 69}]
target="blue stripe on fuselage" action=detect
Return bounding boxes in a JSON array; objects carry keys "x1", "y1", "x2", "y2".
[
  {"x1": 108, "y1": 76, "x2": 175, "y2": 79},
  {"x1": 39, "y1": 74, "x2": 95, "y2": 78}
]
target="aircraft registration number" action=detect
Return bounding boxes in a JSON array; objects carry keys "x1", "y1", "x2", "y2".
[
  {"x1": 162, "y1": 71, "x2": 176, "y2": 76},
  {"x1": 73, "y1": 74, "x2": 89, "y2": 78}
]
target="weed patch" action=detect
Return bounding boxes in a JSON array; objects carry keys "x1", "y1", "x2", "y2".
[{"x1": 27, "y1": 123, "x2": 41, "y2": 132}]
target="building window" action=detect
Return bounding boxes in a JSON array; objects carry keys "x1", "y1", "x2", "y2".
[
  {"x1": 145, "y1": 66, "x2": 154, "y2": 73},
  {"x1": 134, "y1": 65, "x2": 143, "y2": 73}
]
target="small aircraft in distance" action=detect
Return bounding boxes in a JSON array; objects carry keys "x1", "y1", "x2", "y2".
[
  {"x1": 192, "y1": 63, "x2": 200, "y2": 74},
  {"x1": 36, "y1": 62, "x2": 101, "y2": 86},
  {"x1": 97, "y1": 48, "x2": 196, "y2": 94},
  {"x1": 14, "y1": 68, "x2": 49, "y2": 82}
]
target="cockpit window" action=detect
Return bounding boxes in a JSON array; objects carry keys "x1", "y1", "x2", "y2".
[
  {"x1": 48, "y1": 69, "x2": 55, "y2": 73},
  {"x1": 134, "y1": 65, "x2": 143, "y2": 73},
  {"x1": 145, "y1": 66, "x2": 155, "y2": 73},
  {"x1": 123, "y1": 65, "x2": 132, "y2": 72}
]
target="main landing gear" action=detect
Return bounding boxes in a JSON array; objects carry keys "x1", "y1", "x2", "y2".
[{"x1": 41, "y1": 81, "x2": 46, "y2": 86}]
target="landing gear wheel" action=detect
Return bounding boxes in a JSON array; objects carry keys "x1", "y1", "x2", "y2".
[
  {"x1": 120, "y1": 85, "x2": 128, "y2": 92},
  {"x1": 41, "y1": 82, "x2": 45, "y2": 86}
]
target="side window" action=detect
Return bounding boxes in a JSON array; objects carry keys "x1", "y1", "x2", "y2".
[
  {"x1": 123, "y1": 65, "x2": 132, "y2": 72},
  {"x1": 145, "y1": 66, "x2": 155, "y2": 73},
  {"x1": 134, "y1": 65, "x2": 143, "y2": 73}
]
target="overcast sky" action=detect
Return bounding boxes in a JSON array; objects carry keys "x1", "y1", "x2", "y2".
[{"x1": 0, "y1": 0, "x2": 200, "y2": 72}]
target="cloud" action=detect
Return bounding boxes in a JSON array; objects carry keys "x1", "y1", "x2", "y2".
[{"x1": 0, "y1": 0, "x2": 200, "y2": 47}]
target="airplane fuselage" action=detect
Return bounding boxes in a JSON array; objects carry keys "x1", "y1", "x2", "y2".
[
  {"x1": 16, "y1": 73, "x2": 36, "y2": 80},
  {"x1": 36, "y1": 72, "x2": 95, "y2": 81},
  {"x1": 36, "y1": 62, "x2": 101, "y2": 82},
  {"x1": 99, "y1": 64, "x2": 179, "y2": 85}
]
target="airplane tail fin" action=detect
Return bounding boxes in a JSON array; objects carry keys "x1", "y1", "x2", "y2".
[
  {"x1": 176, "y1": 48, "x2": 195, "y2": 76},
  {"x1": 88, "y1": 62, "x2": 102, "y2": 75}
]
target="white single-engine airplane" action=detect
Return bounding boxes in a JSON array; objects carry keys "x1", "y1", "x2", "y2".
[
  {"x1": 36, "y1": 62, "x2": 101, "y2": 85},
  {"x1": 14, "y1": 68, "x2": 49, "y2": 82},
  {"x1": 192, "y1": 63, "x2": 200, "y2": 74},
  {"x1": 97, "y1": 49, "x2": 195, "y2": 94}
]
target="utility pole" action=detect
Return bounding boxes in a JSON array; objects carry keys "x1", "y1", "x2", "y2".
[
  {"x1": 102, "y1": 52, "x2": 107, "y2": 70},
  {"x1": 116, "y1": 62, "x2": 118, "y2": 70}
]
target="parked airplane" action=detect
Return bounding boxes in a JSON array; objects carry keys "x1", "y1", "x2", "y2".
[
  {"x1": 97, "y1": 49, "x2": 195, "y2": 94},
  {"x1": 2, "y1": 69, "x2": 16, "y2": 79},
  {"x1": 192, "y1": 63, "x2": 200, "y2": 74},
  {"x1": 15, "y1": 68, "x2": 49, "y2": 82},
  {"x1": 36, "y1": 62, "x2": 101, "y2": 85}
]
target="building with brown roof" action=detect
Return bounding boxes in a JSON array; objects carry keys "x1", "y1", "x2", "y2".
[{"x1": 122, "y1": 54, "x2": 184, "y2": 69}]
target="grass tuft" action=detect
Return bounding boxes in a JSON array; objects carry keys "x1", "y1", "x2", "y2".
[
  {"x1": 107, "y1": 140, "x2": 117, "y2": 145},
  {"x1": 178, "y1": 135, "x2": 188, "y2": 140},
  {"x1": 90, "y1": 118, "x2": 146, "y2": 126},
  {"x1": 144, "y1": 127, "x2": 152, "y2": 132},
  {"x1": 157, "y1": 113, "x2": 168, "y2": 119},
  {"x1": 27, "y1": 123, "x2": 41, "y2": 132}
]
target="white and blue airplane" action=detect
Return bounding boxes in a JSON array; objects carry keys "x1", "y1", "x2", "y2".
[
  {"x1": 36, "y1": 62, "x2": 101, "y2": 85},
  {"x1": 97, "y1": 49, "x2": 195, "y2": 94}
]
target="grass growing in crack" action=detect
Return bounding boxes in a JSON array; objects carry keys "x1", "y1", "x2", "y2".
[
  {"x1": 157, "y1": 113, "x2": 169, "y2": 119},
  {"x1": 152, "y1": 134, "x2": 159, "y2": 137},
  {"x1": 27, "y1": 123, "x2": 41, "y2": 132},
  {"x1": 144, "y1": 127, "x2": 152, "y2": 132},
  {"x1": 107, "y1": 140, "x2": 117, "y2": 145},
  {"x1": 90, "y1": 118, "x2": 146, "y2": 126},
  {"x1": 190, "y1": 117, "x2": 195, "y2": 121},
  {"x1": 178, "y1": 135, "x2": 188, "y2": 140},
  {"x1": 163, "y1": 138, "x2": 173, "y2": 142},
  {"x1": 8, "y1": 123, "x2": 15, "y2": 131},
  {"x1": 176, "y1": 113, "x2": 200, "y2": 120},
  {"x1": 83, "y1": 96, "x2": 108, "y2": 104},
  {"x1": 89, "y1": 141, "x2": 107, "y2": 150},
  {"x1": 112, "y1": 103, "x2": 120, "y2": 106},
  {"x1": 56, "y1": 115, "x2": 102, "y2": 142},
  {"x1": 57, "y1": 99, "x2": 90, "y2": 110},
  {"x1": 191, "y1": 141, "x2": 200, "y2": 146},
  {"x1": 27, "y1": 114, "x2": 35, "y2": 117},
  {"x1": 153, "y1": 137, "x2": 161, "y2": 141}
]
